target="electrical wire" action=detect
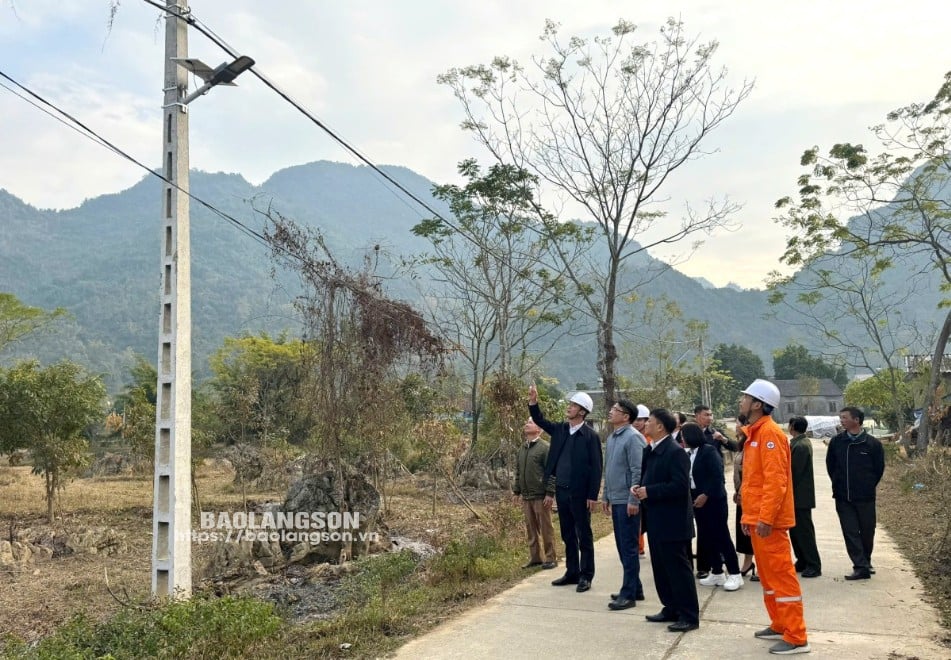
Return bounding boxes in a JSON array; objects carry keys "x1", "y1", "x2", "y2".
[
  {"x1": 139, "y1": 0, "x2": 444, "y2": 223},
  {"x1": 0, "y1": 68, "x2": 278, "y2": 256}
]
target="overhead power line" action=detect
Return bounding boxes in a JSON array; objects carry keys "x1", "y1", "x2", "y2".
[{"x1": 0, "y1": 68, "x2": 276, "y2": 254}]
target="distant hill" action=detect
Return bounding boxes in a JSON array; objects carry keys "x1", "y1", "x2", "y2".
[{"x1": 1, "y1": 160, "x2": 945, "y2": 392}]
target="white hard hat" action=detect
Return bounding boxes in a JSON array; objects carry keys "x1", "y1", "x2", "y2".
[
  {"x1": 568, "y1": 391, "x2": 594, "y2": 413},
  {"x1": 742, "y1": 379, "x2": 781, "y2": 409},
  {"x1": 636, "y1": 404, "x2": 650, "y2": 419}
]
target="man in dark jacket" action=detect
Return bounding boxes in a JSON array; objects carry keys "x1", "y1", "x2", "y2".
[
  {"x1": 827, "y1": 407, "x2": 885, "y2": 580},
  {"x1": 633, "y1": 408, "x2": 700, "y2": 633},
  {"x1": 789, "y1": 417, "x2": 821, "y2": 578},
  {"x1": 513, "y1": 418, "x2": 557, "y2": 570},
  {"x1": 528, "y1": 384, "x2": 603, "y2": 593}
]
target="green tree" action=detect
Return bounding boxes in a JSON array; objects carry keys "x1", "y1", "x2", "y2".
[
  {"x1": 412, "y1": 159, "x2": 583, "y2": 451},
  {"x1": 0, "y1": 292, "x2": 66, "y2": 354},
  {"x1": 0, "y1": 360, "x2": 105, "y2": 522},
  {"x1": 844, "y1": 370, "x2": 913, "y2": 432},
  {"x1": 775, "y1": 71, "x2": 951, "y2": 453},
  {"x1": 207, "y1": 334, "x2": 310, "y2": 447},
  {"x1": 773, "y1": 343, "x2": 847, "y2": 389},
  {"x1": 714, "y1": 344, "x2": 766, "y2": 389},
  {"x1": 113, "y1": 355, "x2": 158, "y2": 464},
  {"x1": 440, "y1": 18, "x2": 751, "y2": 408},
  {"x1": 712, "y1": 343, "x2": 766, "y2": 413}
]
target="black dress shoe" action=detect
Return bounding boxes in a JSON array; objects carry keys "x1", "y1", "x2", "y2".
[
  {"x1": 576, "y1": 578, "x2": 592, "y2": 592},
  {"x1": 801, "y1": 568, "x2": 821, "y2": 578},
  {"x1": 645, "y1": 611, "x2": 678, "y2": 623},
  {"x1": 551, "y1": 574, "x2": 580, "y2": 586},
  {"x1": 610, "y1": 591, "x2": 644, "y2": 600},
  {"x1": 667, "y1": 621, "x2": 699, "y2": 633},
  {"x1": 608, "y1": 597, "x2": 636, "y2": 610},
  {"x1": 844, "y1": 569, "x2": 871, "y2": 580},
  {"x1": 541, "y1": 561, "x2": 557, "y2": 570},
  {"x1": 522, "y1": 561, "x2": 542, "y2": 569}
]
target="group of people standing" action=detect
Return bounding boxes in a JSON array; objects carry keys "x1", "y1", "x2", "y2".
[{"x1": 513, "y1": 379, "x2": 886, "y2": 656}]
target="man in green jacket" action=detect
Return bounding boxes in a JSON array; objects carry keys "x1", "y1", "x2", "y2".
[
  {"x1": 789, "y1": 416, "x2": 821, "y2": 578},
  {"x1": 513, "y1": 418, "x2": 557, "y2": 569}
]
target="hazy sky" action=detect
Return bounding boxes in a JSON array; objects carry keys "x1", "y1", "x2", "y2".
[{"x1": 2, "y1": 1, "x2": 950, "y2": 288}]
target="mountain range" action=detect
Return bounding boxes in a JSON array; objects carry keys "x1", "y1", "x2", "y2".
[{"x1": 1, "y1": 160, "x2": 945, "y2": 392}]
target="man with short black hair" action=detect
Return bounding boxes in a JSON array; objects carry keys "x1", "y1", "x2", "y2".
[
  {"x1": 633, "y1": 408, "x2": 700, "y2": 633},
  {"x1": 603, "y1": 399, "x2": 647, "y2": 610},
  {"x1": 528, "y1": 385, "x2": 603, "y2": 593},
  {"x1": 827, "y1": 407, "x2": 884, "y2": 581},
  {"x1": 788, "y1": 416, "x2": 821, "y2": 578},
  {"x1": 695, "y1": 404, "x2": 736, "y2": 459}
]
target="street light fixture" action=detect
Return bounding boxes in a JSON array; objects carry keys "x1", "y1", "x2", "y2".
[{"x1": 173, "y1": 55, "x2": 255, "y2": 105}]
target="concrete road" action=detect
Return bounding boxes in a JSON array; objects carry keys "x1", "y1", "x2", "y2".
[{"x1": 394, "y1": 439, "x2": 949, "y2": 659}]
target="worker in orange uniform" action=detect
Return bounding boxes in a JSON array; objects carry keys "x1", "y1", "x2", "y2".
[{"x1": 739, "y1": 379, "x2": 810, "y2": 655}]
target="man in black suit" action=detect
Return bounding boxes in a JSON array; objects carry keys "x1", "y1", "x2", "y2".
[
  {"x1": 529, "y1": 384, "x2": 603, "y2": 593},
  {"x1": 633, "y1": 408, "x2": 700, "y2": 633}
]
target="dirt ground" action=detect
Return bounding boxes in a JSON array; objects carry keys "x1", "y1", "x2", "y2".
[
  {"x1": 877, "y1": 447, "x2": 951, "y2": 641},
  {"x1": 7, "y1": 448, "x2": 947, "y2": 649},
  {"x1": 0, "y1": 461, "x2": 537, "y2": 644}
]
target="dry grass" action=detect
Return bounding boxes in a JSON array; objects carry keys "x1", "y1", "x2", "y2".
[
  {"x1": 0, "y1": 460, "x2": 616, "y2": 651},
  {"x1": 0, "y1": 460, "x2": 287, "y2": 644},
  {"x1": 878, "y1": 446, "x2": 951, "y2": 641}
]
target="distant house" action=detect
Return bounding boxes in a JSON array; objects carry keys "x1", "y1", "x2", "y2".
[{"x1": 773, "y1": 379, "x2": 843, "y2": 417}]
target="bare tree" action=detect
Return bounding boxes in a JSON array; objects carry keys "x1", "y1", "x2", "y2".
[
  {"x1": 440, "y1": 19, "x2": 752, "y2": 406},
  {"x1": 264, "y1": 211, "x2": 444, "y2": 493}
]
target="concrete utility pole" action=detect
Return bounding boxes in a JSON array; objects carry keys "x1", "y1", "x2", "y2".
[{"x1": 152, "y1": 0, "x2": 192, "y2": 599}]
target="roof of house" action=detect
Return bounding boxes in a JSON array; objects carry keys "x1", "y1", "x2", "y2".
[{"x1": 773, "y1": 378, "x2": 843, "y2": 398}]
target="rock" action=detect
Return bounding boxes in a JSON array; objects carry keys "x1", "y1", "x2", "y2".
[
  {"x1": 0, "y1": 540, "x2": 14, "y2": 566},
  {"x1": 7, "y1": 449, "x2": 29, "y2": 466},
  {"x1": 83, "y1": 453, "x2": 136, "y2": 477},
  {"x1": 389, "y1": 536, "x2": 437, "y2": 561},
  {"x1": 202, "y1": 459, "x2": 392, "y2": 583},
  {"x1": 65, "y1": 527, "x2": 127, "y2": 555},
  {"x1": 281, "y1": 460, "x2": 389, "y2": 564}
]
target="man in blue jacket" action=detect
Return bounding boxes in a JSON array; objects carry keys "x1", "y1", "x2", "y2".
[
  {"x1": 826, "y1": 407, "x2": 885, "y2": 581},
  {"x1": 602, "y1": 398, "x2": 648, "y2": 610},
  {"x1": 529, "y1": 384, "x2": 603, "y2": 593}
]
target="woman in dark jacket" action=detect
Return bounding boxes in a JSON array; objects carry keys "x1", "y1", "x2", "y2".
[
  {"x1": 732, "y1": 419, "x2": 755, "y2": 577},
  {"x1": 682, "y1": 423, "x2": 743, "y2": 591}
]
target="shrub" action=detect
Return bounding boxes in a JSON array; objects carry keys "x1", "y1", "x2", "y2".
[{"x1": 2, "y1": 595, "x2": 282, "y2": 659}]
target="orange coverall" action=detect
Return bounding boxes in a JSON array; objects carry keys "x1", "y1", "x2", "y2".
[{"x1": 740, "y1": 415, "x2": 808, "y2": 646}]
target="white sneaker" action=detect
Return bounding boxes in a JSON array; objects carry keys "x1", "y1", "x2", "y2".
[
  {"x1": 723, "y1": 574, "x2": 744, "y2": 591},
  {"x1": 699, "y1": 572, "x2": 726, "y2": 587}
]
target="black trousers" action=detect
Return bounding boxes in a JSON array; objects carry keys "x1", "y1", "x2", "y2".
[
  {"x1": 734, "y1": 500, "x2": 753, "y2": 555},
  {"x1": 790, "y1": 507, "x2": 822, "y2": 573},
  {"x1": 694, "y1": 495, "x2": 740, "y2": 575},
  {"x1": 648, "y1": 536, "x2": 699, "y2": 625},
  {"x1": 835, "y1": 498, "x2": 876, "y2": 571},
  {"x1": 690, "y1": 488, "x2": 710, "y2": 573},
  {"x1": 555, "y1": 488, "x2": 595, "y2": 580}
]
